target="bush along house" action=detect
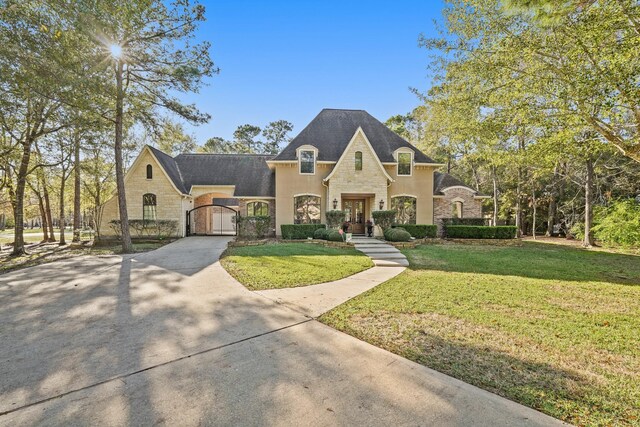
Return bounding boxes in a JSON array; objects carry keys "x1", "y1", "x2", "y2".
[{"x1": 99, "y1": 109, "x2": 488, "y2": 239}]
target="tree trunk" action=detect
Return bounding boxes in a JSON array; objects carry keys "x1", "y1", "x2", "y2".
[
  {"x1": 59, "y1": 173, "x2": 66, "y2": 246},
  {"x1": 531, "y1": 185, "x2": 537, "y2": 240},
  {"x1": 35, "y1": 187, "x2": 48, "y2": 242},
  {"x1": 114, "y1": 59, "x2": 133, "y2": 252},
  {"x1": 515, "y1": 169, "x2": 522, "y2": 237},
  {"x1": 583, "y1": 157, "x2": 595, "y2": 247},
  {"x1": 41, "y1": 173, "x2": 55, "y2": 242},
  {"x1": 491, "y1": 165, "x2": 499, "y2": 226},
  {"x1": 11, "y1": 140, "x2": 31, "y2": 256},
  {"x1": 546, "y1": 165, "x2": 559, "y2": 236},
  {"x1": 72, "y1": 132, "x2": 81, "y2": 242}
]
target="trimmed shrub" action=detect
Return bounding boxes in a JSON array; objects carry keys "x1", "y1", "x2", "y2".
[
  {"x1": 280, "y1": 224, "x2": 326, "y2": 239},
  {"x1": 372, "y1": 210, "x2": 396, "y2": 231},
  {"x1": 325, "y1": 210, "x2": 345, "y2": 229},
  {"x1": 313, "y1": 227, "x2": 329, "y2": 240},
  {"x1": 393, "y1": 224, "x2": 437, "y2": 238},
  {"x1": 327, "y1": 229, "x2": 345, "y2": 242},
  {"x1": 235, "y1": 216, "x2": 271, "y2": 240},
  {"x1": 445, "y1": 225, "x2": 517, "y2": 239},
  {"x1": 109, "y1": 219, "x2": 179, "y2": 239},
  {"x1": 384, "y1": 227, "x2": 412, "y2": 242},
  {"x1": 441, "y1": 217, "x2": 489, "y2": 226}
]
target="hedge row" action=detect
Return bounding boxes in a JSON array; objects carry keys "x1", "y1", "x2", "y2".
[
  {"x1": 445, "y1": 225, "x2": 517, "y2": 239},
  {"x1": 441, "y1": 217, "x2": 489, "y2": 226},
  {"x1": 281, "y1": 224, "x2": 326, "y2": 239},
  {"x1": 392, "y1": 224, "x2": 437, "y2": 238}
]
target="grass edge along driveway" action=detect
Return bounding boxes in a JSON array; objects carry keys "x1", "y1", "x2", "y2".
[
  {"x1": 220, "y1": 242, "x2": 373, "y2": 290},
  {"x1": 320, "y1": 242, "x2": 640, "y2": 427}
]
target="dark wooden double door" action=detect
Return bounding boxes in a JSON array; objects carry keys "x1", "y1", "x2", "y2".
[{"x1": 343, "y1": 199, "x2": 365, "y2": 234}]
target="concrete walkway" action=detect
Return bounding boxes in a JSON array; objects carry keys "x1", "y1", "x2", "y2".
[
  {"x1": 255, "y1": 266, "x2": 405, "y2": 317},
  {"x1": 352, "y1": 236, "x2": 409, "y2": 267},
  {"x1": 0, "y1": 237, "x2": 565, "y2": 426}
]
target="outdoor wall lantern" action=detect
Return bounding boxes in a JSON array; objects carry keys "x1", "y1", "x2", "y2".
[
  {"x1": 333, "y1": 198, "x2": 338, "y2": 209},
  {"x1": 379, "y1": 199, "x2": 385, "y2": 210}
]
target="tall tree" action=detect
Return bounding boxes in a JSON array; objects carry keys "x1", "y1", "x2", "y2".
[
  {"x1": 71, "y1": 1, "x2": 217, "y2": 253},
  {"x1": 262, "y1": 120, "x2": 293, "y2": 154},
  {"x1": 154, "y1": 119, "x2": 197, "y2": 155},
  {"x1": 233, "y1": 124, "x2": 262, "y2": 153}
]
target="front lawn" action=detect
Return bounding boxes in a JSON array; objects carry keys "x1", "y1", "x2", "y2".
[
  {"x1": 220, "y1": 242, "x2": 373, "y2": 290},
  {"x1": 321, "y1": 242, "x2": 640, "y2": 426}
]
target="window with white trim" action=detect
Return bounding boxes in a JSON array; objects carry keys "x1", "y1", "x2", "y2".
[
  {"x1": 397, "y1": 152, "x2": 412, "y2": 176},
  {"x1": 299, "y1": 150, "x2": 315, "y2": 174}
]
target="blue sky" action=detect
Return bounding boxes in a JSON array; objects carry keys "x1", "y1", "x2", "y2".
[{"x1": 183, "y1": 0, "x2": 444, "y2": 143}]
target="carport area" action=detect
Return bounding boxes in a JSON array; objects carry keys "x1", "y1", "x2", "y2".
[{"x1": 0, "y1": 237, "x2": 562, "y2": 426}]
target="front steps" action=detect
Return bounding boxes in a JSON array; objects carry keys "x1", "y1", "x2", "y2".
[{"x1": 351, "y1": 237, "x2": 409, "y2": 267}]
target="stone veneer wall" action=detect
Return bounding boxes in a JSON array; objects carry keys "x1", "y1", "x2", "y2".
[{"x1": 434, "y1": 187, "x2": 483, "y2": 236}]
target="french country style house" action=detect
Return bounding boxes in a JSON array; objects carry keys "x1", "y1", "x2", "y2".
[{"x1": 99, "y1": 109, "x2": 488, "y2": 237}]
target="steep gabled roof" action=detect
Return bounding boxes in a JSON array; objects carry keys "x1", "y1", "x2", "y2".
[
  {"x1": 147, "y1": 146, "x2": 188, "y2": 194},
  {"x1": 272, "y1": 109, "x2": 437, "y2": 163},
  {"x1": 174, "y1": 153, "x2": 274, "y2": 197}
]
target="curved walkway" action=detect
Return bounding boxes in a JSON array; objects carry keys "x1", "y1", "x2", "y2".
[
  {"x1": 255, "y1": 266, "x2": 405, "y2": 318},
  {"x1": 0, "y1": 237, "x2": 565, "y2": 426}
]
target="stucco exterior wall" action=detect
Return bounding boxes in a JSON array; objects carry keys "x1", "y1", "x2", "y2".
[
  {"x1": 273, "y1": 162, "x2": 331, "y2": 235},
  {"x1": 99, "y1": 149, "x2": 185, "y2": 237},
  {"x1": 386, "y1": 164, "x2": 436, "y2": 225}
]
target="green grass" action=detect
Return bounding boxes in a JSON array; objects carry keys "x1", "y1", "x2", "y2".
[
  {"x1": 321, "y1": 242, "x2": 640, "y2": 426},
  {"x1": 220, "y1": 242, "x2": 373, "y2": 290}
]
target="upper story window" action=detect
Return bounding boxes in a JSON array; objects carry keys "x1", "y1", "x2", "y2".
[
  {"x1": 299, "y1": 150, "x2": 315, "y2": 174},
  {"x1": 355, "y1": 151, "x2": 363, "y2": 171},
  {"x1": 143, "y1": 193, "x2": 157, "y2": 221},
  {"x1": 247, "y1": 201, "x2": 269, "y2": 216},
  {"x1": 397, "y1": 152, "x2": 412, "y2": 176},
  {"x1": 146, "y1": 164, "x2": 153, "y2": 179}
]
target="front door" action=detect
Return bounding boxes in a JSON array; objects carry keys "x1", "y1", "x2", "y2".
[{"x1": 343, "y1": 199, "x2": 365, "y2": 234}]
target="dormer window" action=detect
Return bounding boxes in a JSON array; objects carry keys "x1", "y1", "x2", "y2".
[
  {"x1": 397, "y1": 152, "x2": 412, "y2": 176},
  {"x1": 299, "y1": 150, "x2": 315, "y2": 174}
]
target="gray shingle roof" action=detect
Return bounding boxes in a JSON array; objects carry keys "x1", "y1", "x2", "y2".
[
  {"x1": 272, "y1": 109, "x2": 436, "y2": 163},
  {"x1": 434, "y1": 172, "x2": 481, "y2": 195},
  {"x1": 147, "y1": 145, "x2": 275, "y2": 197}
]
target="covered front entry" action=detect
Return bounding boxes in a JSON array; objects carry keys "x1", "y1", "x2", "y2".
[
  {"x1": 342, "y1": 197, "x2": 367, "y2": 234},
  {"x1": 186, "y1": 204, "x2": 238, "y2": 236}
]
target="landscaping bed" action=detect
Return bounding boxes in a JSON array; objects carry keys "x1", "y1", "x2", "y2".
[
  {"x1": 220, "y1": 242, "x2": 373, "y2": 290},
  {"x1": 320, "y1": 241, "x2": 640, "y2": 426}
]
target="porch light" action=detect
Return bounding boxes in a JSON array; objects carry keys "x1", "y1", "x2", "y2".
[
  {"x1": 379, "y1": 199, "x2": 384, "y2": 210},
  {"x1": 333, "y1": 198, "x2": 338, "y2": 209}
]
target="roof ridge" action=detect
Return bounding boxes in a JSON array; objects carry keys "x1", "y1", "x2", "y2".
[{"x1": 177, "y1": 152, "x2": 274, "y2": 157}]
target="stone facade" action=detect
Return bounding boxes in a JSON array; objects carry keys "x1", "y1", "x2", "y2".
[
  {"x1": 433, "y1": 187, "x2": 484, "y2": 236},
  {"x1": 99, "y1": 149, "x2": 186, "y2": 237}
]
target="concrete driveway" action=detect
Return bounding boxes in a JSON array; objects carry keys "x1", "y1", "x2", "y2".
[{"x1": 0, "y1": 237, "x2": 564, "y2": 426}]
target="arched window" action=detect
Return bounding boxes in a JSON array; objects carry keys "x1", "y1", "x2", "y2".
[
  {"x1": 391, "y1": 196, "x2": 417, "y2": 224},
  {"x1": 143, "y1": 193, "x2": 157, "y2": 221},
  {"x1": 355, "y1": 151, "x2": 363, "y2": 171},
  {"x1": 294, "y1": 195, "x2": 321, "y2": 224},
  {"x1": 247, "y1": 201, "x2": 269, "y2": 216},
  {"x1": 452, "y1": 201, "x2": 463, "y2": 218},
  {"x1": 146, "y1": 164, "x2": 153, "y2": 179}
]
